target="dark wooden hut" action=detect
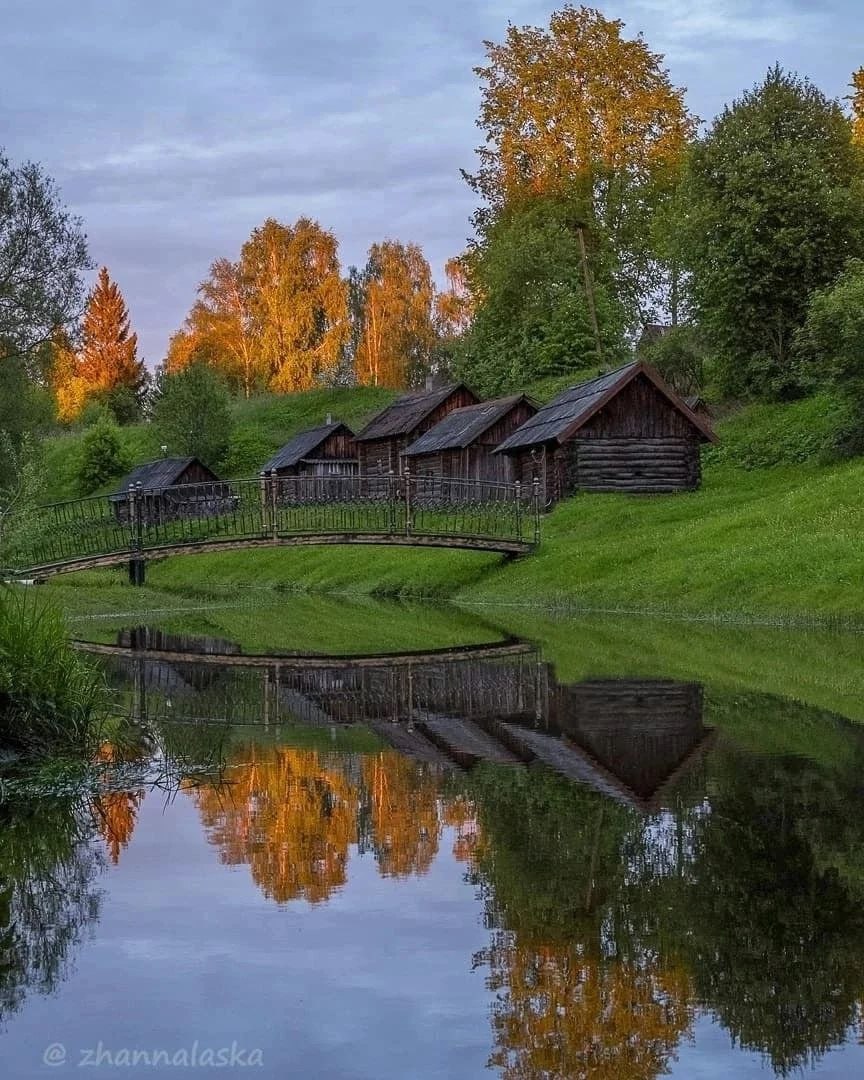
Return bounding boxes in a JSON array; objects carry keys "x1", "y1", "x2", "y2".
[
  {"x1": 261, "y1": 421, "x2": 357, "y2": 478},
  {"x1": 402, "y1": 394, "x2": 537, "y2": 489},
  {"x1": 110, "y1": 457, "x2": 222, "y2": 523},
  {"x1": 354, "y1": 383, "x2": 478, "y2": 476},
  {"x1": 495, "y1": 361, "x2": 717, "y2": 503}
]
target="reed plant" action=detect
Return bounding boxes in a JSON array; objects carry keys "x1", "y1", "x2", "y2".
[{"x1": 0, "y1": 587, "x2": 107, "y2": 756}]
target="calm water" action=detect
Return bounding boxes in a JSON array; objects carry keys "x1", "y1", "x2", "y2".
[{"x1": 3, "y1": 601, "x2": 864, "y2": 1078}]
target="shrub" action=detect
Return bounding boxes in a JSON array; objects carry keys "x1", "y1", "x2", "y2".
[
  {"x1": 76, "y1": 416, "x2": 129, "y2": 494},
  {"x1": 0, "y1": 590, "x2": 106, "y2": 756},
  {"x1": 222, "y1": 424, "x2": 273, "y2": 477},
  {"x1": 644, "y1": 325, "x2": 706, "y2": 396}
]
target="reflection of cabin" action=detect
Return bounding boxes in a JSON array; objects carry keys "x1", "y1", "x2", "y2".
[
  {"x1": 355, "y1": 383, "x2": 478, "y2": 476},
  {"x1": 495, "y1": 361, "x2": 717, "y2": 503},
  {"x1": 403, "y1": 395, "x2": 538, "y2": 488},
  {"x1": 547, "y1": 679, "x2": 711, "y2": 812},
  {"x1": 110, "y1": 457, "x2": 222, "y2": 523},
  {"x1": 261, "y1": 421, "x2": 358, "y2": 479}
]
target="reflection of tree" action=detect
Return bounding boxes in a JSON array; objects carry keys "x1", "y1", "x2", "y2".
[
  {"x1": 480, "y1": 936, "x2": 691, "y2": 1080},
  {"x1": 681, "y1": 743, "x2": 864, "y2": 1076},
  {"x1": 363, "y1": 753, "x2": 439, "y2": 877},
  {"x1": 195, "y1": 748, "x2": 358, "y2": 904},
  {"x1": 460, "y1": 763, "x2": 694, "y2": 1079},
  {"x1": 0, "y1": 796, "x2": 103, "y2": 1026},
  {"x1": 90, "y1": 741, "x2": 144, "y2": 865},
  {"x1": 442, "y1": 794, "x2": 481, "y2": 864}
]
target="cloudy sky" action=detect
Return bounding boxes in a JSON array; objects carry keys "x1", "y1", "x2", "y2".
[{"x1": 2, "y1": 0, "x2": 860, "y2": 364}]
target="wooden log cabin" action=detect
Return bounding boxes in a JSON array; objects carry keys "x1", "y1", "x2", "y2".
[
  {"x1": 261, "y1": 420, "x2": 358, "y2": 478},
  {"x1": 354, "y1": 383, "x2": 478, "y2": 476},
  {"x1": 495, "y1": 361, "x2": 717, "y2": 503},
  {"x1": 402, "y1": 394, "x2": 537, "y2": 491},
  {"x1": 110, "y1": 457, "x2": 222, "y2": 523}
]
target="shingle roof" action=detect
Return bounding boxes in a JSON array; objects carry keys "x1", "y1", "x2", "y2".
[
  {"x1": 495, "y1": 361, "x2": 717, "y2": 454},
  {"x1": 404, "y1": 395, "x2": 536, "y2": 456},
  {"x1": 261, "y1": 422, "x2": 355, "y2": 473},
  {"x1": 111, "y1": 458, "x2": 212, "y2": 499},
  {"x1": 355, "y1": 384, "x2": 475, "y2": 441}
]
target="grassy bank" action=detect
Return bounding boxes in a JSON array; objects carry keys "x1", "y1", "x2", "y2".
[{"x1": 38, "y1": 388, "x2": 864, "y2": 623}]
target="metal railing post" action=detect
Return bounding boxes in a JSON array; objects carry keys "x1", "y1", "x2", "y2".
[
  {"x1": 403, "y1": 463, "x2": 412, "y2": 537},
  {"x1": 258, "y1": 472, "x2": 268, "y2": 535},
  {"x1": 532, "y1": 476, "x2": 541, "y2": 546},
  {"x1": 387, "y1": 468, "x2": 396, "y2": 534},
  {"x1": 514, "y1": 480, "x2": 522, "y2": 543},
  {"x1": 128, "y1": 482, "x2": 145, "y2": 585},
  {"x1": 269, "y1": 470, "x2": 278, "y2": 540}
]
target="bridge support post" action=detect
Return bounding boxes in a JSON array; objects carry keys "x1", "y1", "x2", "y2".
[
  {"x1": 514, "y1": 480, "x2": 522, "y2": 543},
  {"x1": 387, "y1": 469, "x2": 396, "y2": 533},
  {"x1": 128, "y1": 482, "x2": 145, "y2": 586},
  {"x1": 532, "y1": 477, "x2": 541, "y2": 545}
]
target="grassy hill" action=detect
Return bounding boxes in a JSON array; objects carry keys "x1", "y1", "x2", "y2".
[{"x1": 38, "y1": 382, "x2": 864, "y2": 623}]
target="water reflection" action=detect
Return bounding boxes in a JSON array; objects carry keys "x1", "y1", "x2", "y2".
[{"x1": 2, "y1": 627, "x2": 864, "y2": 1077}]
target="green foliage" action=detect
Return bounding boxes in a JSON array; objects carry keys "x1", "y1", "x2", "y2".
[
  {"x1": 678, "y1": 66, "x2": 864, "y2": 400},
  {"x1": 0, "y1": 357, "x2": 54, "y2": 490},
  {"x1": 797, "y1": 259, "x2": 864, "y2": 455},
  {"x1": 705, "y1": 393, "x2": 848, "y2": 469},
  {"x1": 642, "y1": 324, "x2": 705, "y2": 395},
  {"x1": 0, "y1": 590, "x2": 106, "y2": 756},
  {"x1": 76, "y1": 416, "x2": 129, "y2": 495},
  {"x1": 454, "y1": 196, "x2": 628, "y2": 396},
  {"x1": 152, "y1": 361, "x2": 233, "y2": 469}
]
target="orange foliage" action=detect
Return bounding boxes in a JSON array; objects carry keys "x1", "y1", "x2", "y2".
[{"x1": 363, "y1": 752, "x2": 440, "y2": 877}]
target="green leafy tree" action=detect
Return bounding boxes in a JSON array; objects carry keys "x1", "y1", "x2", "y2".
[
  {"x1": 454, "y1": 195, "x2": 627, "y2": 395},
  {"x1": 0, "y1": 152, "x2": 90, "y2": 360},
  {"x1": 797, "y1": 258, "x2": 864, "y2": 454},
  {"x1": 76, "y1": 415, "x2": 129, "y2": 494},
  {"x1": 152, "y1": 361, "x2": 233, "y2": 468},
  {"x1": 677, "y1": 67, "x2": 864, "y2": 400}
]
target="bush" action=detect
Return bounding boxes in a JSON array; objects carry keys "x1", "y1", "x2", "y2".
[
  {"x1": 76, "y1": 416, "x2": 129, "y2": 494},
  {"x1": 222, "y1": 424, "x2": 274, "y2": 477},
  {"x1": 707, "y1": 393, "x2": 849, "y2": 469},
  {"x1": 0, "y1": 590, "x2": 106, "y2": 756}
]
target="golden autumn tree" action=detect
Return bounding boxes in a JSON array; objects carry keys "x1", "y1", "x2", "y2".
[
  {"x1": 240, "y1": 218, "x2": 348, "y2": 392},
  {"x1": 50, "y1": 327, "x2": 88, "y2": 422},
  {"x1": 850, "y1": 68, "x2": 864, "y2": 146},
  {"x1": 166, "y1": 258, "x2": 260, "y2": 397},
  {"x1": 363, "y1": 752, "x2": 440, "y2": 877},
  {"x1": 465, "y1": 5, "x2": 697, "y2": 326},
  {"x1": 434, "y1": 256, "x2": 475, "y2": 340},
  {"x1": 76, "y1": 267, "x2": 146, "y2": 416},
  {"x1": 354, "y1": 240, "x2": 436, "y2": 389},
  {"x1": 195, "y1": 748, "x2": 357, "y2": 905},
  {"x1": 468, "y1": 6, "x2": 695, "y2": 208}
]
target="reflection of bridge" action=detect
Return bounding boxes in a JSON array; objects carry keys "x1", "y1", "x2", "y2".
[
  {"x1": 84, "y1": 631, "x2": 713, "y2": 813},
  {"x1": 4, "y1": 474, "x2": 540, "y2": 580}
]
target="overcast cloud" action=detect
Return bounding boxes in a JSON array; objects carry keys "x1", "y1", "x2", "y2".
[{"x1": 1, "y1": 0, "x2": 859, "y2": 363}]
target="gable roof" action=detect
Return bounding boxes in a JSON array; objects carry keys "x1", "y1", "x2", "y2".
[
  {"x1": 111, "y1": 457, "x2": 214, "y2": 499},
  {"x1": 495, "y1": 361, "x2": 717, "y2": 454},
  {"x1": 261, "y1": 422, "x2": 355, "y2": 473},
  {"x1": 355, "y1": 383, "x2": 476, "y2": 442},
  {"x1": 403, "y1": 395, "x2": 537, "y2": 457}
]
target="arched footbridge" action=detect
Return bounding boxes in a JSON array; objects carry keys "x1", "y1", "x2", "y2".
[{"x1": 2, "y1": 473, "x2": 541, "y2": 581}]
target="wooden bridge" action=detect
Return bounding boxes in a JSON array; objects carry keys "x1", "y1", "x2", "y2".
[
  {"x1": 84, "y1": 631, "x2": 714, "y2": 813},
  {"x1": 1, "y1": 473, "x2": 541, "y2": 581}
]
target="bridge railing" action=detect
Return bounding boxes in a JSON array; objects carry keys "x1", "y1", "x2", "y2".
[{"x1": 2, "y1": 471, "x2": 540, "y2": 572}]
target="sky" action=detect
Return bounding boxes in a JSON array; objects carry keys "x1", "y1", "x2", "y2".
[{"x1": 2, "y1": 0, "x2": 861, "y2": 365}]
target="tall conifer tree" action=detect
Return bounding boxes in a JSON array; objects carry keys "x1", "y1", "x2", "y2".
[{"x1": 79, "y1": 267, "x2": 145, "y2": 412}]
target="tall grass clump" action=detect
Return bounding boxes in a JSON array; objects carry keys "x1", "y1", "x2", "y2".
[{"x1": 0, "y1": 588, "x2": 107, "y2": 756}]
